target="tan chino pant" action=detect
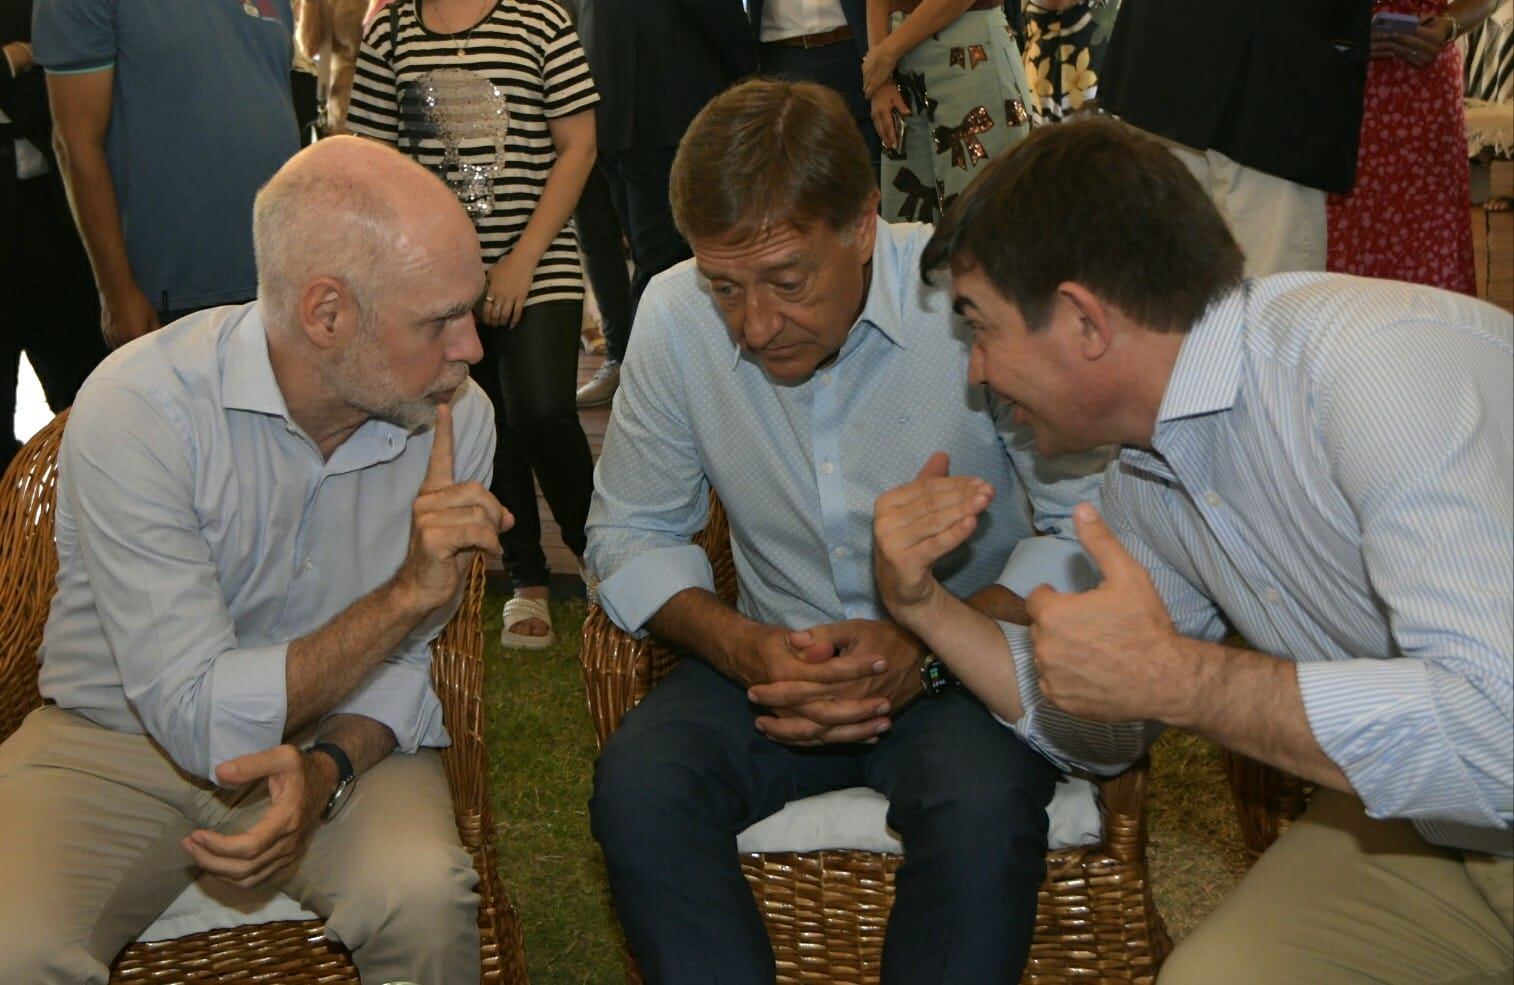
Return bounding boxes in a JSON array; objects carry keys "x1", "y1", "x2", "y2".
[
  {"x1": 1161, "y1": 788, "x2": 1513, "y2": 985},
  {"x1": 0, "y1": 705, "x2": 481, "y2": 984}
]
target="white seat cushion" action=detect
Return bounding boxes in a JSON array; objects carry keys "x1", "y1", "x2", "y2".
[
  {"x1": 136, "y1": 877, "x2": 321, "y2": 944},
  {"x1": 736, "y1": 775, "x2": 1102, "y2": 855}
]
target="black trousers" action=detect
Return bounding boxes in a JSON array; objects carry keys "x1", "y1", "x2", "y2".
[
  {"x1": 596, "y1": 147, "x2": 691, "y2": 362},
  {"x1": 574, "y1": 160, "x2": 632, "y2": 363},
  {"x1": 1, "y1": 169, "x2": 107, "y2": 474},
  {"x1": 758, "y1": 40, "x2": 881, "y2": 177},
  {"x1": 591, "y1": 658, "x2": 1058, "y2": 984},
  {"x1": 470, "y1": 300, "x2": 594, "y2": 588}
]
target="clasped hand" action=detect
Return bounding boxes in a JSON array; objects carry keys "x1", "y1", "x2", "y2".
[
  {"x1": 181, "y1": 745, "x2": 332, "y2": 889},
  {"x1": 745, "y1": 619, "x2": 925, "y2": 746},
  {"x1": 394, "y1": 403, "x2": 512, "y2": 613}
]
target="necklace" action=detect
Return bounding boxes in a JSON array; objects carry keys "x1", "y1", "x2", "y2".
[{"x1": 430, "y1": 0, "x2": 490, "y2": 57}]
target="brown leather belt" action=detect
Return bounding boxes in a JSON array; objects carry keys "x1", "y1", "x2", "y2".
[{"x1": 767, "y1": 25, "x2": 853, "y2": 48}]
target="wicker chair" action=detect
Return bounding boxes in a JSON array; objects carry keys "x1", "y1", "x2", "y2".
[
  {"x1": 0, "y1": 410, "x2": 529, "y2": 985},
  {"x1": 1220, "y1": 749, "x2": 1312, "y2": 858},
  {"x1": 580, "y1": 494, "x2": 1173, "y2": 985}
]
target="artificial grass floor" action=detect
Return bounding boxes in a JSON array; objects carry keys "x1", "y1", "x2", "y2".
[{"x1": 481, "y1": 589, "x2": 1251, "y2": 983}]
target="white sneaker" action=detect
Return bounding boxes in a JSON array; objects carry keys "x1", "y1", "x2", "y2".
[{"x1": 575, "y1": 359, "x2": 620, "y2": 408}]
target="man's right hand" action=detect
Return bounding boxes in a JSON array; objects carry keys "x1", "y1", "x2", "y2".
[
  {"x1": 100, "y1": 284, "x2": 161, "y2": 349},
  {"x1": 392, "y1": 403, "x2": 511, "y2": 613},
  {"x1": 874, "y1": 452, "x2": 994, "y2": 627}
]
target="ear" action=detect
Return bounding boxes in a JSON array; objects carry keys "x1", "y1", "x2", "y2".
[
  {"x1": 295, "y1": 276, "x2": 358, "y2": 352},
  {"x1": 849, "y1": 193, "x2": 880, "y2": 259},
  {"x1": 1055, "y1": 282, "x2": 1114, "y2": 362}
]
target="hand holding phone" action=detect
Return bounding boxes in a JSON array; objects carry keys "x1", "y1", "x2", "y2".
[{"x1": 1371, "y1": 11, "x2": 1421, "y2": 35}]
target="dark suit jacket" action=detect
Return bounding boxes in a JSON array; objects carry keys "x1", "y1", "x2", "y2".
[
  {"x1": 2, "y1": 0, "x2": 51, "y2": 160},
  {"x1": 581, "y1": 0, "x2": 756, "y2": 151},
  {"x1": 1099, "y1": 0, "x2": 1371, "y2": 193},
  {"x1": 747, "y1": 0, "x2": 868, "y2": 57}
]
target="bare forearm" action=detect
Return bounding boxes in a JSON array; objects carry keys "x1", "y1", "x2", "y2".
[
  {"x1": 867, "y1": 0, "x2": 891, "y2": 49},
  {"x1": 1445, "y1": 0, "x2": 1502, "y2": 34},
  {"x1": 897, "y1": 582, "x2": 1026, "y2": 722},
  {"x1": 645, "y1": 587, "x2": 764, "y2": 686},
  {"x1": 315, "y1": 713, "x2": 398, "y2": 776},
  {"x1": 284, "y1": 580, "x2": 433, "y2": 734},
  {"x1": 52, "y1": 135, "x2": 137, "y2": 300},
  {"x1": 1171, "y1": 639, "x2": 1352, "y2": 793},
  {"x1": 510, "y1": 125, "x2": 595, "y2": 265},
  {"x1": 884, "y1": 0, "x2": 979, "y2": 55}
]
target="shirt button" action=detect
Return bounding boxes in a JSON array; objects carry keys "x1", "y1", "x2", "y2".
[
  {"x1": 820, "y1": 460, "x2": 834, "y2": 475},
  {"x1": 833, "y1": 546, "x2": 848, "y2": 559},
  {"x1": 1204, "y1": 491, "x2": 1221, "y2": 507},
  {"x1": 818, "y1": 372, "x2": 832, "y2": 385},
  {"x1": 1262, "y1": 587, "x2": 1282, "y2": 604},
  {"x1": 302, "y1": 558, "x2": 313, "y2": 572}
]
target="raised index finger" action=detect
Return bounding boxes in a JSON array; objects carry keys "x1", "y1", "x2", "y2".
[{"x1": 424, "y1": 403, "x2": 455, "y2": 492}]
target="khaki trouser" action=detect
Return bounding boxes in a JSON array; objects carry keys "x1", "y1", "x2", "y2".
[
  {"x1": 1159, "y1": 137, "x2": 1328, "y2": 278},
  {"x1": 1161, "y1": 788, "x2": 1514, "y2": 985},
  {"x1": 0, "y1": 706, "x2": 481, "y2": 984}
]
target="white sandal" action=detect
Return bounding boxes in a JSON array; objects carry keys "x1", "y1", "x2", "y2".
[{"x1": 500, "y1": 596, "x2": 554, "y2": 651}]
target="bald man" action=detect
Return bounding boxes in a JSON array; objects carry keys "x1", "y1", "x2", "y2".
[{"x1": 0, "y1": 137, "x2": 507, "y2": 984}]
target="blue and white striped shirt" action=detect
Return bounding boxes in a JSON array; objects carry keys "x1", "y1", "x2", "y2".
[{"x1": 1004, "y1": 274, "x2": 1513, "y2": 855}]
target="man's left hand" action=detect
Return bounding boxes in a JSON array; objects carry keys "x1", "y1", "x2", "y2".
[
  {"x1": 1025, "y1": 503, "x2": 1192, "y2": 723},
  {"x1": 181, "y1": 745, "x2": 335, "y2": 889},
  {"x1": 748, "y1": 618, "x2": 926, "y2": 745}
]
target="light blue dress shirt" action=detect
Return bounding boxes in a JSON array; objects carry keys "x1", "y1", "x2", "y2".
[
  {"x1": 1002, "y1": 273, "x2": 1513, "y2": 856},
  {"x1": 586, "y1": 221, "x2": 1104, "y2": 637},
  {"x1": 38, "y1": 305, "x2": 496, "y2": 784}
]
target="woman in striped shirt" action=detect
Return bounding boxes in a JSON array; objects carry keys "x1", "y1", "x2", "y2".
[{"x1": 349, "y1": 0, "x2": 598, "y2": 648}]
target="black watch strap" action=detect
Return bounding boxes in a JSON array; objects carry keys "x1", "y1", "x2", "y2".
[
  {"x1": 308, "y1": 741, "x2": 356, "y2": 820},
  {"x1": 309, "y1": 741, "x2": 355, "y2": 783}
]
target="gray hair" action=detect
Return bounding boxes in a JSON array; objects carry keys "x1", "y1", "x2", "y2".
[{"x1": 252, "y1": 164, "x2": 398, "y2": 333}]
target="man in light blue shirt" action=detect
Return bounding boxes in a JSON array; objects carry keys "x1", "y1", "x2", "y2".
[
  {"x1": 0, "y1": 138, "x2": 505, "y2": 984},
  {"x1": 585, "y1": 80, "x2": 1103, "y2": 984},
  {"x1": 876, "y1": 116, "x2": 1513, "y2": 983}
]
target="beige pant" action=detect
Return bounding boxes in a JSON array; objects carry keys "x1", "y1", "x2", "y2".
[
  {"x1": 1161, "y1": 788, "x2": 1514, "y2": 985},
  {"x1": 0, "y1": 706, "x2": 481, "y2": 985},
  {"x1": 1159, "y1": 138, "x2": 1327, "y2": 278}
]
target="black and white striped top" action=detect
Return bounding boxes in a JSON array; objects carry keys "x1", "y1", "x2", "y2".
[{"x1": 349, "y1": 0, "x2": 599, "y2": 305}]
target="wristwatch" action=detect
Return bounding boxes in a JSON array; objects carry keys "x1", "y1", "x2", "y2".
[
  {"x1": 307, "y1": 741, "x2": 356, "y2": 821},
  {"x1": 919, "y1": 653, "x2": 959, "y2": 698}
]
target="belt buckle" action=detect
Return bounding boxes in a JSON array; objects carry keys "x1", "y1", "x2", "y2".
[{"x1": 801, "y1": 31, "x2": 817, "y2": 49}]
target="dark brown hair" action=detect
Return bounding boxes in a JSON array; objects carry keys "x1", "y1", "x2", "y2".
[
  {"x1": 670, "y1": 78, "x2": 875, "y2": 243},
  {"x1": 922, "y1": 116, "x2": 1244, "y2": 332}
]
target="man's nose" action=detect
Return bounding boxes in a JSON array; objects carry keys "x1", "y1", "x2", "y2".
[
  {"x1": 450, "y1": 314, "x2": 485, "y2": 365},
  {"x1": 740, "y1": 292, "x2": 783, "y2": 350}
]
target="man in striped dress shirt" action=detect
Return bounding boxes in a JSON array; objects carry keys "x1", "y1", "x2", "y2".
[{"x1": 874, "y1": 116, "x2": 1513, "y2": 984}]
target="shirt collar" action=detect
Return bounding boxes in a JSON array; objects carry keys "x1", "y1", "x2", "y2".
[
  {"x1": 726, "y1": 223, "x2": 912, "y2": 371},
  {"x1": 220, "y1": 304, "x2": 292, "y2": 419},
  {"x1": 1155, "y1": 282, "x2": 1248, "y2": 424},
  {"x1": 219, "y1": 302, "x2": 411, "y2": 468}
]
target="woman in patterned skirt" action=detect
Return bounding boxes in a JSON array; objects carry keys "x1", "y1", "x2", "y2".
[
  {"x1": 1328, "y1": 0, "x2": 1503, "y2": 293},
  {"x1": 349, "y1": 0, "x2": 599, "y2": 648},
  {"x1": 864, "y1": 0, "x2": 1035, "y2": 224},
  {"x1": 1019, "y1": 0, "x2": 1118, "y2": 126}
]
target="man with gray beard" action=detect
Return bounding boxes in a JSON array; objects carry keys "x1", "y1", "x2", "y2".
[{"x1": 0, "y1": 136, "x2": 508, "y2": 985}]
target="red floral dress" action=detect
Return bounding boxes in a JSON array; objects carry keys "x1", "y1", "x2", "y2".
[{"x1": 1327, "y1": 0, "x2": 1475, "y2": 294}]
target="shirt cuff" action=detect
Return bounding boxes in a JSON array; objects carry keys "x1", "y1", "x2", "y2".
[
  {"x1": 206, "y1": 643, "x2": 290, "y2": 784},
  {"x1": 1297, "y1": 658, "x2": 1499, "y2": 828},
  {"x1": 998, "y1": 621, "x2": 1156, "y2": 776},
  {"x1": 997, "y1": 535, "x2": 1099, "y2": 597},
  {"x1": 597, "y1": 544, "x2": 716, "y2": 636},
  {"x1": 326, "y1": 656, "x2": 449, "y2": 755}
]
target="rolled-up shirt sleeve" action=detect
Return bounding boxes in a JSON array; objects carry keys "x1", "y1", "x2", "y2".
[
  {"x1": 585, "y1": 290, "x2": 714, "y2": 635},
  {"x1": 1301, "y1": 322, "x2": 1513, "y2": 837},
  {"x1": 1001, "y1": 466, "x2": 1226, "y2": 775},
  {"x1": 321, "y1": 381, "x2": 497, "y2": 752},
  {"x1": 61, "y1": 382, "x2": 287, "y2": 783}
]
